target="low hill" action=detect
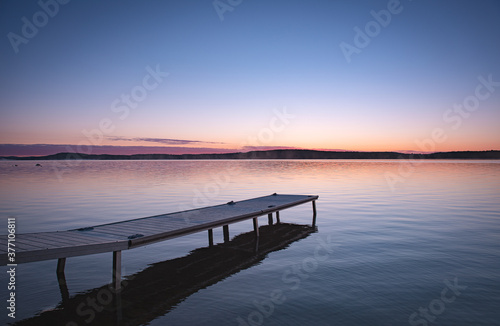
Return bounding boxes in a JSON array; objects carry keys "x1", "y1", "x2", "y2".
[{"x1": 2, "y1": 149, "x2": 500, "y2": 160}]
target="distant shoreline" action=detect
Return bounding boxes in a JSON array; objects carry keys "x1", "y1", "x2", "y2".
[{"x1": 2, "y1": 149, "x2": 500, "y2": 160}]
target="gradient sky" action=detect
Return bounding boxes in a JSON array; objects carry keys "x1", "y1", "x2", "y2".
[{"x1": 1, "y1": 0, "x2": 499, "y2": 155}]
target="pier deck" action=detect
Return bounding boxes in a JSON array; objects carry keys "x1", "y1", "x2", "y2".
[{"x1": 1, "y1": 193, "x2": 318, "y2": 289}]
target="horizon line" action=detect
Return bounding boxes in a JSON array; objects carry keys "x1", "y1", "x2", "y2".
[{"x1": 1, "y1": 147, "x2": 500, "y2": 159}]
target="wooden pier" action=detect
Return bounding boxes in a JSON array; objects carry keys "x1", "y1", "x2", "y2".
[
  {"x1": 1, "y1": 194, "x2": 318, "y2": 289},
  {"x1": 12, "y1": 223, "x2": 315, "y2": 325}
]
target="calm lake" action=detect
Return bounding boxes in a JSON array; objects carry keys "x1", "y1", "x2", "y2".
[{"x1": 1, "y1": 160, "x2": 499, "y2": 326}]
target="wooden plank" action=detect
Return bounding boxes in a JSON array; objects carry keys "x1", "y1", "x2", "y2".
[
  {"x1": 86, "y1": 229, "x2": 131, "y2": 238},
  {"x1": 93, "y1": 224, "x2": 159, "y2": 236},
  {"x1": 30, "y1": 233, "x2": 90, "y2": 246},
  {"x1": 70, "y1": 230, "x2": 128, "y2": 241},
  {"x1": 3, "y1": 241, "x2": 44, "y2": 251},
  {"x1": 55, "y1": 234, "x2": 113, "y2": 246},
  {"x1": 101, "y1": 218, "x2": 179, "y2": 230},
  {"x1": 14, "y1": 238, "x2": 56, "y2": 249},
  {"x1": 107, "y1": 221, "x2": 172, "y2": 233},
  {"x1": 50, "y1": 231, "x2": 111, "y2": 243},
  {"x1": 126, "y1": 219, "x2": 188, "y2": 230},
  {"x1": 102, "y1": 220, "x2": 163, "y2": 229},
  {"x1": 114, "y1": 221, "x2": 192, "y2": 235},
  {"x1": 178, "y1": 209, "x2": 263, "y2": 226},
  {"x1": 3, "y1": 241, "x2": 129, "y2": 264},
  {"x1": 90, "y1": 226, "x2": 162, "y2": 238},
  {"x1": 21, "y1": 235, "x2": 77, "y2": 248},
  {"x1": 15, "y1": 232, "x2": 124, "y2": 252}
]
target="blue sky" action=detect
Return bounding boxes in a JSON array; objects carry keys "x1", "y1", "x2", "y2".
[{"x1": 1, "y1": 0, "x2": 499, "y2": 155}]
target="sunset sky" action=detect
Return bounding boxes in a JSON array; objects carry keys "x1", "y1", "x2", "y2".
[{"x1": 1, "y1": 0, "x2": 499, "y2": 156}]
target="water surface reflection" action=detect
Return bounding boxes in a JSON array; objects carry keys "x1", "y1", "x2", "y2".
[{"x1": 13, "y1": 223, "x2": 315, "y2": 326}]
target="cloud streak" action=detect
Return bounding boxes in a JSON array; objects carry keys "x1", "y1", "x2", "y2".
[
  {"x1": 107, "y1": 136, "x2": 226, "y2": 146},
  {"x1": 241, "y1": 146, "x2": 302, "y2": 152}
]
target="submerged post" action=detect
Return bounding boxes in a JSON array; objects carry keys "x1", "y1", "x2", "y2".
[
  {"x1": 208, "y1": 229, "x2": 214, "y2": 247},
  {"x1": 57, "y1": 258, "x2": 66, "y2": 274},
  {"x1": 113, "y1": 251, "x2": 122, "y2": 290},
  {"x1": 268, "y1": 213, "x2": 273, "y2": 225},
  {"x1": 253, "y1": 217, "x2": 259, "y2": 237},
  {"x1": 253, "y1": 217, "x2": 260, "y2": 253},
  {"x1": 115, "y1": 290, "x2": 123, "y2": 324},
  {"x1": 223, "y1": 225, "x2": 229, "y2": 243},
  {"x1": 56, "y1": 258, "x2": 69, "y2": 304},
  {"x1": 312, "y1": 200, "x2": 317, "y2": 227}
]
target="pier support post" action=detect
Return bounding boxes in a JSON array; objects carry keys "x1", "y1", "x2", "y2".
[
  {"x1": 253, "y1": 217, "x2": 260, "y2": 253},
  {"x1": 268, "y1": 213, "x2": 273, "y2": 225},
  {"x1": 223, "y1": 225, "x2": 229, "y2": 243},
  {"x1": 57, "y1": 258, "x2": 66, "y2": 274},
  {"x1": 113, "y1": 251, "x2": 122, "y2": 290},
  {"x1": 208, "y1": 229, "x2": 214, "y2": 247},
  {"x1": 312, "y1": 201, "x2": 317, "y2": 227},
  {"x1": 56, "y1": 258, "x2": 69, "y2": 304},
  {"x1": 253, "y1": 217, "x2": 259, "y2": 238},
  {"x1": 276, "y1": 211, "x2": 280, "y2": 224}
]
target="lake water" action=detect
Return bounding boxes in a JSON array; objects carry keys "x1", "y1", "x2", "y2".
[{"x1": 1, "y1": 160, "x2": 499, "y2": 326}]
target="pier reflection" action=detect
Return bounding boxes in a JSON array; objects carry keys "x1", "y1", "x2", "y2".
[{"x1": 14, "y1": 223, "x2": 315, "y2": 326}]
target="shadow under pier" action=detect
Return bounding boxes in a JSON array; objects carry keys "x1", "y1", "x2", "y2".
[{"x1": 13, "y1": 223, "x2": 316, "y2": 326}]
